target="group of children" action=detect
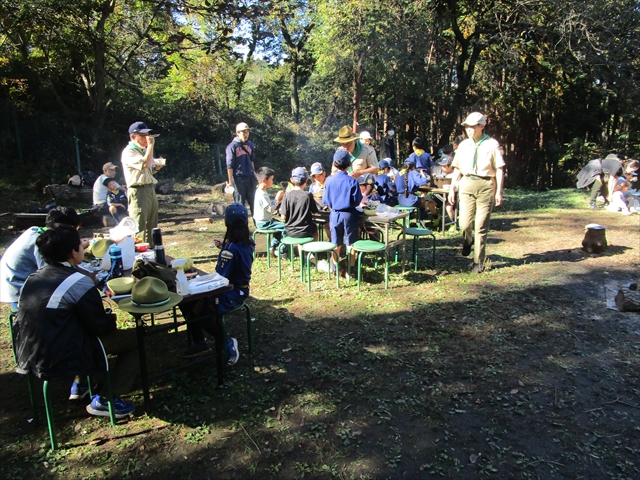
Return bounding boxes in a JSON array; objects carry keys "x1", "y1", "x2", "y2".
[{"x1": 604, "y1": 160, "x2": 639, "y2": 215}]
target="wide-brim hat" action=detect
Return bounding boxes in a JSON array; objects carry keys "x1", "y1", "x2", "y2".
[
  {"x1": 87, "y1": 238, "x2": 115, "y2": 259},
  {"x1": 118, "y1": 277, "x2": 183, "y2": 314},
  {"x1": 334, "y1": 126, "x2": 359, "y2": 143}
]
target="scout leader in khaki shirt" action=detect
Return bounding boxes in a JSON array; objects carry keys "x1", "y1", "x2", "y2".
[
  {"x1": 448, "y1": 116, "x2": 505, "y2": 207},
  {"x1": 333, "y1": 125, "x2": 379, "y2": 179},
  {"x1": 121, "y1": 121, "x2": 165, "y2": 246}
]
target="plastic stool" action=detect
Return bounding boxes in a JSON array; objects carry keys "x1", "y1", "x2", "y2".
[
  {"x1": 405, "y1": 227, "x2": 436, "y2": 271},
  {"x1": 252, "y1": 228, "x2": 281, "y2": 267},
  {"x1": 349, "y1": 240, "x2": 389, "y2": 290},
  {"x1": 278, "y1": 236, "x2": 314, "y2": 280},
  {"x1": 300, "y1": 241, "x2": 339, "y2": 291}
]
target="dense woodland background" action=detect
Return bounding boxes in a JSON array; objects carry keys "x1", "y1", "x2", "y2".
[{"x1": 1, "y1": 0, "x2": 638, "y2": 189}]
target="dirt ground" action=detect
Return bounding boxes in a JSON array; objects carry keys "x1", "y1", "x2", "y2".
[{"x1": 0, "y1": 187, "x2": 639, "y2": 479}]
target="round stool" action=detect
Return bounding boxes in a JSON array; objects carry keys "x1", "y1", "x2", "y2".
[
  {"x1": 252, "y1": 228, "x2": 281, "y2": 267},
  {"x1": 349, "y1": 240, "x2": 389, "y2": 291},
  {"x1": 278, "y1": 236, "x2": 314, "y2": 280},
  {"x1": 405, "y1": 227, "x2": 436, "y2": 271},
  {"x1": 300, "y1": 241, "x2": 339, "y2": 291}
]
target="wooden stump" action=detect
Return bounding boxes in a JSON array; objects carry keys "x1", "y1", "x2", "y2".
[
  {"x1": 615, "y1": 284, "x2": 640, "y2": 312},
  {"x1": 582, "y1": 225, "x2": 607, "y2": 253}
]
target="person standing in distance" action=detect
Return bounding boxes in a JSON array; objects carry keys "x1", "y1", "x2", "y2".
[
  {"x1": 448, "y1": 112, "x2": 504, "y2": 273},
  {"x1": 380, "y1": 124, "x2": 397, "y2": 165},
  {"x1": 121, "y1": 121, "x2": 164, "y2": 247},
  {"x1": 226, "y1": 122, "x2": 257, "y2": 216}
]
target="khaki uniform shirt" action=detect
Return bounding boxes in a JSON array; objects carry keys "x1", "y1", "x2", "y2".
[
  {"x1": 351, "y1": 144, "x2": 379, "y2": 173},
  {"x1": 121, "y1": 143, "x2": 158, "y2": 187},
  {"x1": 452, "y1": 136, "x2": 505, "y2": 177}
]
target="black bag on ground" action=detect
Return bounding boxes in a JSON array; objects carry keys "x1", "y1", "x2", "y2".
[{"x1": 132, "y1": 258, "x2": 177, "y2": 292}]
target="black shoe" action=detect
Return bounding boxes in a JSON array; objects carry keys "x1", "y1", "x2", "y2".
[
  {"x1": 461, "y1": 242, "x2": 473, "y2": 257},
  {"x1": 472, "y1": 263, "x2": 485, "y2": 274}
]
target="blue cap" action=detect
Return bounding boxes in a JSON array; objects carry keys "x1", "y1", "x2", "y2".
[
  {"x1": 225, "y1": 202, "x2": 248, "y2": 225},
  {"x1": 378, "y1": 159, "x2": 390, "y2": 169},
  {"x1": 310, "y1": 162, "x2": 325, "y2": 175},
  {"x1": 404, "y1": 156, "x2": 416, "y2": 166},
  {"x1": 333, "y1": 149, "x2": 352, "y2": 169},
  {"x1": 128, "y1": 121, "x2": 152, "y2": 135},
  {"x1": 358, "y1": 173, "x2": 375, "y2": 185},
  {"x1": 291, "y1": 167, "x2": 308, "y2": 180}
]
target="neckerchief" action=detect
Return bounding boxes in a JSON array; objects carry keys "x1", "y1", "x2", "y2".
[
  {"x1": 128, "y1": 141, "x2": 145, "y2": 155},
  {"x1": 128, "y1": 141, "x2": 153, "y2": 175},
  {"x1": 471, "y1": 134, "x2": 490, "y2": 174},
  {"x1": 414, "y1": 149, "x2": 425, "y2": 156},
  {"x1": 350, "y1": 140, "x2": 364, "y2": 163}
]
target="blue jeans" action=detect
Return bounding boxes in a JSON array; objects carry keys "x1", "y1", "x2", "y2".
[{"x1": 256, "y1": 220, "x2": 285, "y2": 249}]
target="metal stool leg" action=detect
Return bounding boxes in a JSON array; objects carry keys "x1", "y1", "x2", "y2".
[{"x1": 43, "y1": 380, "x2": 58, "y2": 451}]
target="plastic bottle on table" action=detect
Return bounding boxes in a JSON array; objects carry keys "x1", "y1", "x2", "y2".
[{"x1": 171, "y1": 258, "x2": 189, "y2": 296}]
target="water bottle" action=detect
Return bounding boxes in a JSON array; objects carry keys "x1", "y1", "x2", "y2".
[
  {"x1": 108, "y1": 246, "x2": 124, "y2": 279},
  {"x1": 152, "y1": 228, "x2": 166, "y2": 265}
]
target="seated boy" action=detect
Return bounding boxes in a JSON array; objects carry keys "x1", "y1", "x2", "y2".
[
  {"x1": 358, "y1": 173, "x2": 381, "y2": 206},
  {"x1": 323, "y1": 150, "x2": 363, "y2": 273},
  {"x1": 281, "y1": 167, "x2": 318, "y2": 240},
  {"x1": 408, "y1": 137, "x2": 435, "y2": 176},
  {"x1": 104, "y1": 177, "x2": 129, "y2": 223},
  {"x1": 0, "y1": 207, "x2": 90, "y2": 310},
  {"x1": 253, "y1": 167, "x2": 286, "y2": 256},
  {"x1": 309, "y1": 162, "x2": 328, "y2": 206},
  {"x1": 375, "y1": 159, "x2": 397, "y2": 205},
  {"x1": 396, "y1": 156, "x2": 432, "y2": 222},
  {"x1": 13, "y1": 224, "x2": 138, "y2": 417}
]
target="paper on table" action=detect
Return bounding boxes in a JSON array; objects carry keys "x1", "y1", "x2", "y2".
[{"x1": 187, "y1": 273, "x2": 229, "y2": 295}]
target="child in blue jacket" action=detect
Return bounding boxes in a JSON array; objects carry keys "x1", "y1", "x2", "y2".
[{"x1": 180, "y1": 203, "x2": 254, "y2": 364}]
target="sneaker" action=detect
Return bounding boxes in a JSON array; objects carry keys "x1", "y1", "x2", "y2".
[
  {"x1": 178, "y1": 342, "x2": 212, "y2": 359},
  {"x1": 86, "y1": 394, "x2": 135, "y2": 419},
  {"x1": 461, "y1": 242, "x2": 473, "y2": 257},
  {"x1": 69, "y1": 381, "x2": 92, "y2": 400},
  {"x1": 472, "y1": 263, "x2": 485, "y2": 274},
  {"x1": 589, "y1": 203, "x2": 599, "y2": 210},
  {"x1": 226, "y1": 338, "x2": 240, "y2": 366}
]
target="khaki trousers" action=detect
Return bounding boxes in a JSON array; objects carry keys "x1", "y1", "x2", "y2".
[
  {"x1": 127, "y1": 184, "x2": 158, "y2": 247},
  {"x1": 458, "y1": 177, "x2": 495, "y2": 265}
]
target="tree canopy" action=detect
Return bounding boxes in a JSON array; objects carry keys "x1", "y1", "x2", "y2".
[{"x1": 1, "y1": 0, "x2": 638, "y2": 186}]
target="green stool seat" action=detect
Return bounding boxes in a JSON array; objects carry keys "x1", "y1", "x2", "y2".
[
  {"x1": 349, "y1": 240, "x2": 389, "y2": 290},
  {"x1": 252, "y1": 228, "x2": 281, "y2": 267},
  {"x1": 300, "y1": 241, "x2": 339, "y2": 291},
  {"x1": 278, "y1": 236, "x2": 314, "y2": 280},
  {"x1": 405, "y1": 227, "x2": 436, "y2": 271}
]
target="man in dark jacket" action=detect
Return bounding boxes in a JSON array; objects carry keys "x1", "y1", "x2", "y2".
[
  {"x1": 13, "y1": 225, "x2": 138, "y2": 418},
  {"x1": 380, "y1": 123, "x2": 397, "y2": 165},
  {"x1": 226, "y1": 122, "x2": 257, "y2": 216}
]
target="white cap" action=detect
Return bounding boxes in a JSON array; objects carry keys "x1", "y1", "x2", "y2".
[
  {"x1": 236, "y1": 122, "x2": 251, "y2": 133},
  {"x1": 359, "y1": 131, "x2": 372, "y2": 140},
  {"x1": 462, "y1": 112, "x2": 487, "y2": 127}
]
